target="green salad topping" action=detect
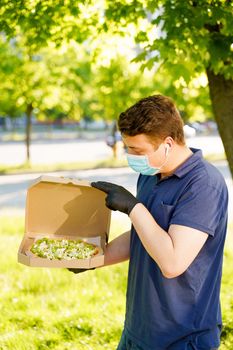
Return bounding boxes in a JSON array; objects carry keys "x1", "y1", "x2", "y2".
[{"x1": 30, "y1": 237, "x2": 97, "y2": 260}]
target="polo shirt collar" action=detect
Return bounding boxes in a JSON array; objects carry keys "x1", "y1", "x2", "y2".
[{"x1": 173, "y1": 148, "x2": 203, "y2": 178}]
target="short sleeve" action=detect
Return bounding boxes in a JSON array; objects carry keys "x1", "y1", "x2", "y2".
[{"x1": 169, "y1": 183, "x2": 228, "y2": 236}]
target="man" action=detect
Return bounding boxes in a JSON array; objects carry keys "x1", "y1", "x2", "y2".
[{"x1": 75, "y1": 95, "x2": 228, "y2": 349}]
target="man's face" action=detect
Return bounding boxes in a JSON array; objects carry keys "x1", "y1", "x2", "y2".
[
  {"x1": 122, "y1": 134, "x2": 158, "y2": 155},
  {"x1": 122, "y1": 133, "x2": 168, "y2": 168}
]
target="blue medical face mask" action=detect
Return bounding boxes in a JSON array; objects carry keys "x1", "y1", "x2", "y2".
[{"x1": 126, "y1": 144, "x2": 170, "y2": 176}]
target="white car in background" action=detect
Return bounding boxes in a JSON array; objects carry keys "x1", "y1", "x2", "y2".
[{"x1": 183, "y1": 124, "x2": 196, "y2": 138}]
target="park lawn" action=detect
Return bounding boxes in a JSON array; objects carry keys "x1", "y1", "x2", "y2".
[
  {"x1": 0, "y1": 157, "x2": 128, "y2": 175},
  {"x1": 0, "y1": 153, "x2": 225, "y2": 175},
  {"x1": 0, "y1": 217, "x2": 127, "y2": 350},
  {"x1": 0, "y1": 217, "x2": 232, "y2": 350}
]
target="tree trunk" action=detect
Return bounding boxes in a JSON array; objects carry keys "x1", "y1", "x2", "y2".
[
  {"x1": 206, "y1": 69, "x2": 233, "y2": 179},
  {"x1": 25, "y1": 103, "x2": 33, "y2": 163},
  {"x1": 112, "y1": 143, "x2": 117, "y2": 159}
]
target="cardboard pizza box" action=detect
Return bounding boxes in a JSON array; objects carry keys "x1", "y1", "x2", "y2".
[{"x1": 18, "y1": 175, "x2": 111, "y2": 268}]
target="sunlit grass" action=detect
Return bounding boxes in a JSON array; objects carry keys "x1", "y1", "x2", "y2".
[
  {"x1": 205, "y1": 152, "x2": 226, "y2": 162},
  {"x1": 0, "y1": 216, "x2": 128, "y2": 350},
  {"x1": 0, "y1": 152, "x2": 226, "y2": 175},
  {"x1": 0, "y1": 217, "x2": 232, "y2": 350},
  {"x1": 0, "y1": 157, "x2": 128, "y2": 175}
]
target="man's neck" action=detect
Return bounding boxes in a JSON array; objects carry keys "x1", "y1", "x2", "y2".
[{"x1": 160, "y1": 145, "x2": 193, "y2": 179}]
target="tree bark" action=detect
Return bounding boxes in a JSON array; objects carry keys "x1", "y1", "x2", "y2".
[
  {"x1": 206, "y1": 69, "x2": 233, "y2": 179},
  {"x1": 25, "y1": 103, "x2": 33, "y2": 163}
]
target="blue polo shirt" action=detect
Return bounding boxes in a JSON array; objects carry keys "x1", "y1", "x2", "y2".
[{"x1": 124, "y1": 149, "x2": 228, "y2": 350}]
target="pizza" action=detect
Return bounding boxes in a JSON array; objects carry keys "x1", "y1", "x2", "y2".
[{"x1": 29, "y1": 237, "x2": 100, "y2": 260}]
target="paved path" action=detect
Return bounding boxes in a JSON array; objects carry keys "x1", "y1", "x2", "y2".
[
  {"x1": 0, "y1": 167, "x2": 138, "y2": 231},
  {"x1": 0, "y1": 161, "x2": 232, "y2": 224},
  {"x1": 0, "y1": 139, "x2": 113, "y2": 165},
  {"x1": 0, "y1": 132, "x2": 232, "y2": 226},
  {"x1": 0, "y1": 134, "x2": 225, "y2": 165}
]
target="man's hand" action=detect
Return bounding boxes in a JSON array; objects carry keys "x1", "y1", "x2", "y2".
[{"x1": 91, "y1": 181, "x2": 139, "y2": 215}]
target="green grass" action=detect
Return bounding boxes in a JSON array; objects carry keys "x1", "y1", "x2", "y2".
[
  {"x1": 0, "y1": 157, "x2": 128, "y2": 175},
  {"x1": 0, "y1": 152, "x2": 226, "y2": 176},
  {"x1": 204, "y1": 152, "x2": 226, "y2": 162},
  {"x1": 0, "y1": 217, "x2": 128, "y2": 350},
  {"x1": 0, "y1": 217, "x2": 232, "y2": 350},
  {"x1": 220, "y1": 222, "x2": 233, "y2": 349}
]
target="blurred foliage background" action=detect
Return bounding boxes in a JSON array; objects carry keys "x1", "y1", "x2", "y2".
[{"x1": 0, "y1": 0, "x2": 232, "y2": 172}]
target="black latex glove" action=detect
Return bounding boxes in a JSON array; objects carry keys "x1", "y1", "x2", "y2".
[
  {"x1": 91, "y1": 181, "x2": 139, "y2": 215},
  {"x1": 67, "y1": 267, "x2": 95, "y2": 274}
]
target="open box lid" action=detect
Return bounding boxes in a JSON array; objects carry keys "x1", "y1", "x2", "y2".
[{"x1": 25, "y1": 175, "x2": 111, "y2": 241}]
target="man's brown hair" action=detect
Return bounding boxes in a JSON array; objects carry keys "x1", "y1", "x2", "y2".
[{"x1": 118, "y1": 95, "x2": 185, "y2": 145}]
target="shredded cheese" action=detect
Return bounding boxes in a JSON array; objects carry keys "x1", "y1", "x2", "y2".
[{"x1": 30, "y1": 238, "x2": 97, "y2": 260}]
